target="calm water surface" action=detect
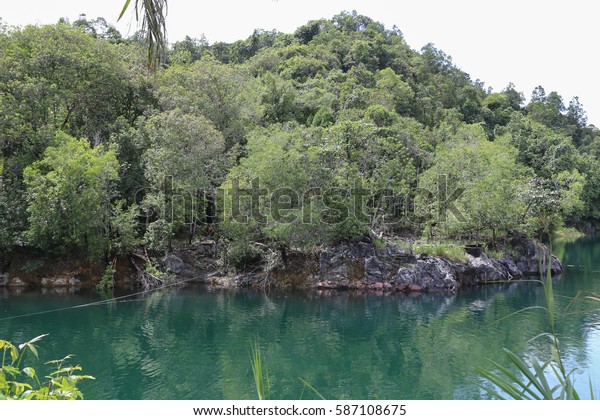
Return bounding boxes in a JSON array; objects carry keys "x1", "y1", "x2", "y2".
[{"x1": 1, "y1": 236, "x2": 600, "y2": 399}]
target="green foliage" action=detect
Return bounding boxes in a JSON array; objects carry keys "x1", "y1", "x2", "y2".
[
  {"x1": 480, "y1": 347, "x2": 581, "y2": 400},
  {"x1": 412, "y1": 242, "x2": 467, "y2": 263},
  {"x1": 227, "y1": 242, "x2": 263, "y2": 271},
  {"x1": 97, "y1": 263, "x2": 115, "y2": 292},
  {"x1": 0, "y1": 23, "x2": 131, "y2": 142},
  {"x1": 143, "y1": 219, "x2": 172, "y2": 256},
  {"x1": 143, "y1": 260, "x2": 175, "y2": 285},
  {"x1": 109, "y1": 201, "x2": 142, "y2": 256},
  {"x1": 19, "y1": 259, "x2": 45, "y2": 273},
  {"x1": 23, "y1": 131, "x2": 119, "y2": 258},
  {"x1": 1, "y1": 12, "x2": 600, "y2": 262},
  {"x1": 118, "y1": 0, "x2": 167, "y2": 70},
  {"x1": 155, "y1": 56, "x2": 260, "y2": 149},
  {"x1": 417, "y1": 124, "x2": 531, "y2": 239},
  {"x1": 0, "y1": 335, "x2": 93, "y2": 400},
  {"x1": 553, "y1": 226, "x2": 584, "y2": 240}
]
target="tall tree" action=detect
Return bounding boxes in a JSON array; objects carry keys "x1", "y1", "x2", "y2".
[{"x1": 23, "y1": 132, "x2": 119, "y2": 257}]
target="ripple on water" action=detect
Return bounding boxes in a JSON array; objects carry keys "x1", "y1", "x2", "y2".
[{"x1": 3, "y1": 238, "x2": 600, "y2": 400}]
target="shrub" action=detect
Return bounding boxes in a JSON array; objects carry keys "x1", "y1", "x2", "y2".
[{"x1": 0, "y1": 334, "x2": 93, "y2": 400}]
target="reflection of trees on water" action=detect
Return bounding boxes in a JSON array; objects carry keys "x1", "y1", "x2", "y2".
[{"x1": 1, "y1": 252, "x2": 599, "y2": 399}]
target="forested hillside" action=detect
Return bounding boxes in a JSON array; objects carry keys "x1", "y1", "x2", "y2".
[{"x1": 1, "y1": 11, "x2": 599, "y2": 268}]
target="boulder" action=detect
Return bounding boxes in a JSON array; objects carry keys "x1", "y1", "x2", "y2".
[
  {"x1": 498, "y1": 258, "x2": 522, "y2": 279},
  {"x1": 467, "y1": 253, "x2": 511, "y2": 283},
  {"x1": 164, "y1": 254, "x2": 185, "y2": 274},
  {"x1": 395, "y1": 255, "x2": 458, "y2": 292},
  {"x1": 507, "y1": 234, "x2": 562, "y2": 276}
]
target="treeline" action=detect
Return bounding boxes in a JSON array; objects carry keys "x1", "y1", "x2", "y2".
[{"x1": 1, "y1": 11, "x2": 599, "y2": 267}]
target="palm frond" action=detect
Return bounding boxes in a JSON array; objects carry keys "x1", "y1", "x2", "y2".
[{"x1": 119, "y1": 0, "x2": 168, "y2": 70}]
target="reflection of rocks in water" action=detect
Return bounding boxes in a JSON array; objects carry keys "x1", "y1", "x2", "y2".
[
  {"x1": 41, "y1": 287, "x2": 80, "y2": 295},
  {"x1": 468, "y1": 299, "x2": 488, "y2": 313},
  {"x1": 2, "y1": 277, "x2": 29, "y2": 288},
  {"x1": 393, "y1": 292, "x2": 458, "y2": 320},
  {"x1": 41, "y1": 277, "x2": 81, "y2": 287},
  {"x1": 0, "y1": 285, "x2": 28, "y2": 296}
]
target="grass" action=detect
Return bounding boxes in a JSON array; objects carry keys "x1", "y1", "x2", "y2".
[
  {"x1": 412, "y1": 242, "x2": 468, "y2": 263},
  {"x1": 479, "y1": 239, "x2": 589, "y2": 399},
  {"x1": 250, "y1": 342, "x2": 325, "y2": 400},
  {"x1": 250, "y1": 342, "x2": 269, "y2": 400},
  {"x1": 485, "y1": 249, "x2": 505, "y2": 259}
]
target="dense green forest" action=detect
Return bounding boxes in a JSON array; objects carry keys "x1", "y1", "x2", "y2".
[{"x1": 1, "y1": 11, "x2": 599, "y2": 268}]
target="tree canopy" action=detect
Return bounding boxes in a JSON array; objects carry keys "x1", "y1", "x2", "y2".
[{"x1": 1, "y1": 11, "x2": 599, "y2": 262}]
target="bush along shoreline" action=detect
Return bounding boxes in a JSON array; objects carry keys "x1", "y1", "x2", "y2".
[
  {"x1": 2, "y1": 12, "x2": 593, "y2": 295},
  {"x1": 0, "y1": 233, "x2": 561, "y2": 294}
]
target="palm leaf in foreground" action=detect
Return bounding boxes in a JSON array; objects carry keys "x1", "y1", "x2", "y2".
[{"x1": 119, "y1": 0, "x2": 168, "y2": 70}]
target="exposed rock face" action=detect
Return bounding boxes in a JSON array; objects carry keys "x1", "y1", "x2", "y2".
[
  {"x1": 395, "y1": 255, "x2": 459, "y2": 292},
  {"x1": 0, "y1": 235, "x2": 564, "y2": 294},
  {"x1": 510, "y1": 235, "x2": 563, "y2": 275},
  {"x1": 257, "y1": 236, "x2": 563, "y2": 293},
  {"x1": 466, "y1": 253, "x2": 512, "y2": 283}
]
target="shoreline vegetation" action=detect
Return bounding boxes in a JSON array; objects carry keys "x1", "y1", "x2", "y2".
[
  {"x1": 0, "y1": 233, "x2": 563, "y2": 294},
  {"x1": 1, "y1": 11, "x2": 598, "y2": 294}
]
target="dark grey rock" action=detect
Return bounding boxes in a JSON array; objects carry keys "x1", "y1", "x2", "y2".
[
  {"x1": 467, "y1": 253, "x2": 510, "y2": 283},
  {"x1": 395, "y1": 255, "x2": 458, "y2": 292},
  {"x1": 197, "y1": 240, "x2": 217, "y2": 256},
  {"x1": 364, "y1": 256, "x2": 392, "y2": 283},
  {"x1": 510, "y1": 236, "x2": 562, "y2": 276},
  {"x1": 199, "y1": 235, "x2": 563, "y2": 293},
  {"x1": 395, "y1": 266, "x2": 418, "y2": 290},
  {"x1": 319, "y1": 251, "x2": 349, "y2": 283},
  {"x1": 498, "y1": 258, "x2": 522, "y2": 279},
  {"x1": 164, "y1": 254, "x2": 185, "y2": 274}
]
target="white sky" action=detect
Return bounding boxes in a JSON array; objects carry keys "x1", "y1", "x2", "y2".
[{"x1": 1, "y1": 0, "x2": 599, "y2": 126}]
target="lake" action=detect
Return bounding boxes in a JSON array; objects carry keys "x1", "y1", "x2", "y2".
[{"x1": 1, "y1": 236, "x2": 599, "y2": 399}]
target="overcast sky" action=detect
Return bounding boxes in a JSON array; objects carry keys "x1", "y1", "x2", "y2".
[{"x1": 2, "y1": 0, "x2": 599, "y2": 126}]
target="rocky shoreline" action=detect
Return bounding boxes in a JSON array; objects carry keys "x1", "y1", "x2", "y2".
[
  {"x1": 0, "y1": 235, "x2": 562, "y2": 293},
  {"x1": 259, "y1": 236, "x2": 560, "y2": 293}
]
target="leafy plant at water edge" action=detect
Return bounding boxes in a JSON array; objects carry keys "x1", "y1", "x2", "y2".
[
  {"x1": 479, "y1": 240, "x2": 586, "y2": 399},
  {"x1": 97, "y1": 261, "x2": 116, "y2": 292},
  {"x1": 0, "y1": 334, "x2": 94, "y2": 400}
]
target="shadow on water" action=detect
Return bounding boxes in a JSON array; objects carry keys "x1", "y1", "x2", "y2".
[{"x1": 1, "y1": 237, "x2": 600, "y2": 399}]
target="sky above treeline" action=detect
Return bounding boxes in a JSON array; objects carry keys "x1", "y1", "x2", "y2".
[{"x1": 2, "y1": 0, "x2": 599, "y2": 127}]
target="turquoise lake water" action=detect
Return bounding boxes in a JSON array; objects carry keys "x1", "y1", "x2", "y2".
[{"x1": 1, "y1": 236, "x2": 599, "y2": 399}]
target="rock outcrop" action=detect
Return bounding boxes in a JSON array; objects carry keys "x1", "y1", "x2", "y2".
[
  {"x1": 0, "y1": 235, "x2": 564, "y2": 294},
  {"x1": 247, "y1": 236, "x2": 563, "y2": 293}
]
